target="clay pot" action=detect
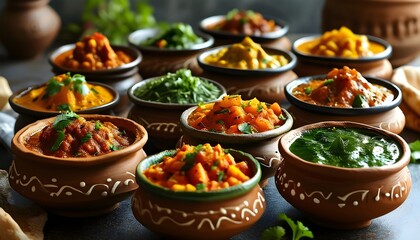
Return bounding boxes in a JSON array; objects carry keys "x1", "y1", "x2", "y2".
[
  {"x1": 127, "y1": 76, "x2": 226, "y2": 154},
  {"x1": 178, "y1": 106, "x2": 293, "y2": 187},
  {"x1": 9, "y1": 114, "x2": 148, "y2": 217},
  {"x1": 197, "y1": 46, "x2": 298, "y2": 104},
  {"x1": 128, "y1": 28, "x2": 214, "y2": 79},
  {"x1": 49, "y1": 44, "x2": 142, "y2": 116},
  {"x1": 322, "y1": 0, "x2": 420, "y2": 67},
  {"x1": 199, "y1": 15, "x2": 291, "y2": 50},
  {"x1": 276, "y1": 121, "x2": 412, "y2": 229},
  {"x1": 0, "y1": 0, "x2": 60, "y2": 59},
  {"x1": 9, "y1": 82, "x2": 119, "y2": 133},
  {"x1": 284, "y1": 74, "x2": 406, "y2": 134},
  {"x1": 292, "y1": 35, "x2": 393, "y2": 80},
  {"x1": 131, "y1": 148, "x2": 264, "y2": 240}
]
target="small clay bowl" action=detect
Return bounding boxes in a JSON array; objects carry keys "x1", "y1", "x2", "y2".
[
  {"x1": 199, "y1": 14, "x2": 291, "y2": 50},
  {"x1": 127, "y1": 76, "x2": 226, "y2": 154},
  {"x1": 292, "y1": 35, "x2": 393, "y2": 80},
  {"x1": 9, "y1": 114, "x2": 148, "y2": 217},
  {"x1": 276, "y1": 121, "x2": 412, "y2": 229},
  {"x1": 48, "y1": 43, "x2": 142, "y2": 115},
  {"x1": 197, "y1": 46, "x2": 298, "y2": 104},
  {"x1": 9, "y1": 82, "x2": 119, "y2": 133},
  {"x1": 128, "y1": 28, "x2": 214, "y2": 78},
  {"x1": 131, "y1": 148, "x2": 264, "y2": 240},
  {"x1": 284, "y1": 74, "x2": 406, "y2": 134},
  {"x1": 179, "y1": 106, "x2": 293, "y2": 187}
]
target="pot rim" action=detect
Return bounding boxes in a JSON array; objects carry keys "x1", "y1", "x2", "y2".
[
  {"x1": 135, "y1": 148, "x2": 261, "y2": 202},
  {"x1": 127, "y1": 27, "x2": 214, "y2": 53},
  {"x1": 48, "y1": 44, "x2": 142, "y2": 74},
  {"x1": 292, "y1": 35, "x2": 392, "y2": 63},
  {"x1": 11, "y1": 114, "x2": 148, "y2": 165},
  {"x1": 197, "y1": 45, "x2": 297, "y2": 76},
  {"x1": 199, "y1": 14, "x2": 289, "y2": 41},
  {"x1": 284, "y1": 74, "x2": 403, "y2": 115},
  {"x1": 180, "y1": 106, "x2": 293, "y2": 143},
  {"x1": 127, "y1": 75, "x2": 227, "y2": 109},
  {"x1": 9, "y1": 82, "x2": 120, "y2": 117},
  {"x1": 279, "y1": 121, "x2": 411, "y2": 179}
]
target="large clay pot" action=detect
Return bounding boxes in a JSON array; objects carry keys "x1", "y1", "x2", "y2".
[
  {"x1": 9, "y1": 114, "x2": 148, "y2": 217},
  {"x1": 132, "y1": 148, "x2": 265, "y2": 240},
  {"x1": 276, "y1": 121, "x2": 412, "y2": 229},
  {"x1": 322, "y1": 0, "x2": 420, "y2": 67},
  {"x1": 0, "y1": 0, "x2": 60, "y2": 59}
]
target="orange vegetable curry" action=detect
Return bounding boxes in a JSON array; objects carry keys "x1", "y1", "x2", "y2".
[
  {"x1": 292, "y1": 66, "x2": 394, "y2": 108},
  {"x1": 13, "y1": 73, "x2": 114, "y2": 112},
  {"x1": 144, "y1": 143, "x2": 252, "y2": 192},
  {"x1": 25, "y1": 112, "x2": 134, "y2": 158},
  {"x1": 54, "y1": 32, "x2": 132, "y2": 70},
  {"x1": 188, "y1": 95, "x2": 286, "y2": 134}
]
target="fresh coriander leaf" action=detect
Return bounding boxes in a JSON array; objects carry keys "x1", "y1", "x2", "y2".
[
  {"x1": 260, "y1": 226, "x2": 286, "y2": 240},
  {"x1": 278, "y1": 213, "x2": 313, "y2": 240},
  {"x1": 214, "y1": 108, "x2": 230, "y2": 115},
  {"x1": 353, "y1": 94, "x2": 368, "y2": 108},
  {"x1": 323, "y1": 79, "x2": 334, "y2": 86},
  {"x1": 196, "y1": 183, "x2": 206, "y2": 191},
  {"x1": 181, "y1": 144, "x2": 202, "y2": 171},
  {"x1": 109, "y1": 145, "x2": 121, "y2": 151},
  {"x1": 409, "y1": 140, "x2": 420, "y2": 163},
  {"x1": 304, "y1": 87, "x2": 312, "y2": 95},
  {"x1": 72, "y1": 74, "x2": 89, "y2": 95},
  {"x1": 95, "y1": 120, "x2": 102, "y2": 131},
  {"x1": 90, "y1": 87, "x2": 99, "y2": 94},
  {"x1": 45, "y1": 78, "x2": 63, "y2": 97},
  {"x1": 217, "y1": 171, "x2": 225, "y2": 182},
  {"x1": 238, "y1": 122, "x2": 252, "y2": 134},
  {"x1": 279, "y1": 114, "x2": 286, "y2": 121},
  {"x1": 56, "y1": 103, "x2": 72, "y2": 112},
  {"x1": 81, "y1": 132, "x2": 92, "y2": 143},
  {"x1": 51, "y1": 130, "x2": 65, "y2": 152},
  {"x1": 52, "y1": 111, "x2": 79, "y2": 130}
]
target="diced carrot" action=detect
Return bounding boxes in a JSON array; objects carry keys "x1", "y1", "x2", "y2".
[
  {"x1": 226, "y1": 165, "x2": 250, "y2": 182},
  {"x1": 187, "y1": 162, "x2": 209, "y2": 186},
  {"x1": 227, "y1": 176, "x2": 241, "y2": 186},
  {"x1": 235, "y1": 161, "x2": 252, "y2": 178},
  {"x1": 269, "y1": 102, "x2": 282, "y2": 116}
]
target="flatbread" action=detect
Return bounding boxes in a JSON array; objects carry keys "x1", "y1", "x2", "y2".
[
  {"x1": 0, "y1": 170, "x2": 47, "y2": 240},
  {"x1": 391, "y1": 66, "x2": 420, "y2": 116},
  {"x1": 400, "y1": 101, "x2": 420, "y2": 132}
]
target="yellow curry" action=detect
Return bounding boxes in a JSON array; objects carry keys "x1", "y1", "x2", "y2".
[
  {"x1": 296, "y1": 26, "x2": 385, "y2": 58},
  {"x1": 13, "y1": 73, "x2": 115, "y2": 112},
  {"x1": 204, "y1": 36, "x2": 289, "y2": 69}
]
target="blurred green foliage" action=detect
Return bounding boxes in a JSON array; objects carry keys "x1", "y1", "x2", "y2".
[{"x1": 64, "y1": 0, "x2": 158, "y2": 45}]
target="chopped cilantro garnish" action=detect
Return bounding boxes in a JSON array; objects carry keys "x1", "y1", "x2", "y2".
[
  {"x1": 238, "y1": 122, "x2": 252, "y2": 134},
  {"x1": 57, "y1": 103, "x2": 72, "y2": 112},
  {"x1": 304, "y1": 86, "x2": 312, "y2": 95},
  {"x1": 81, "y1": 132, "x2": 92, "y2": 143},
  {"x1": 214, "y1": 108, "x2": 230, "y2": 115},
  {"x1": 51, "y1": 130, "x2": 65, "y2": 152},
  {"x1": 196, "y1": 183, "x2": 206, "y2": 191},
  {"x1": 94, "y1": 121, "x2": 101, "y2": 131},
  {"x1": 217, "y1": 171, "x2": 225, "y2": 182},
  {"x1": 109, "y1": 145, "x2": 121, "y2": 151},
  {"x1": 52, "y1": 111, "x2": 79, "y2": 131},
  {"x1": 323, "y1": 79, "x2": 334, "y2": 86},
  {"x1": 181, "y1": 144, "x2": 203, "y2": 171}
]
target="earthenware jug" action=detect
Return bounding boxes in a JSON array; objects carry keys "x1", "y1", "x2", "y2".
[{"x1": 0, "y1": 0, "x2": 61, "y2": 59}]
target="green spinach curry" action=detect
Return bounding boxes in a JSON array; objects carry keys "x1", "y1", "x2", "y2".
[{"x1": 289, "y1": 127, "x2": 401, "y2": 168}]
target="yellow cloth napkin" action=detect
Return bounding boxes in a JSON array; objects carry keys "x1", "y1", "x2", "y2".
[
  {"x1": 0, "y1": 76, "x2": 12, "y2": 111},
  {"x1": 391, "y1": 66, "x2": 420, "y2": 132}
]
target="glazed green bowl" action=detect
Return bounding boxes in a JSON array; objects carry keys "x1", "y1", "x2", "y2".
[{"x1": 131, "y1": 148, "x2": 265, "y2": 240}]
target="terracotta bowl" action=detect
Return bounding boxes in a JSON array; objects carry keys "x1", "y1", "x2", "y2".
[
  {"x1": 199, "y1": 14, "x2": 291, "y2": 50},
  {"x1": 131, "y1": 148, "x2": 265, "y2": 240},
  {"x1": 197, "y1": 46, "x2": 298, "y2": 104},
  {"x1": 276, "y1": 121, "x2": 412, "y2": 229},
  {"x1": 9, "y1": 82, "x2": 120, "y2": 133},
  {"x1": 322, "y1": 0, "x2": 420, "y2": 67},
  {"x1": 48, "y1": 44, "x2": 142, "y2": 115},
  {"x1": 127, "y1": 76, "x2": 226, "y2": 154},
  {"x1": 179, "y1": 106, "x2": 293, "y2": 187},
  {"x1": 9, "y1": 114, "x2": 148, "y2": 217},
  {"x1": 284, "y1": 74, "x2": 406, "y2": 134},
  {"x1": 292, "y1": 35, "x2": 393, "y2": 80},
  {"x1": 128, "y1": 28, "x2": 214, "y2": 78}
]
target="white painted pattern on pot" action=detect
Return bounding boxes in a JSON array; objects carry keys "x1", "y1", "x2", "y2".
[
  {"x1": 276, "y1": 171, "x2": 410, "y2": 208},
  {"x1": 134, "y1": 189, "x2": 265, "y2": 230},
  {"x1": 8, "y1": 161, "x2": 136, "y2": 197}
]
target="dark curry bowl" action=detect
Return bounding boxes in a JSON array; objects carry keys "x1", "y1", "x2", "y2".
[
  {"x1": 9, "y1": 82, "x2": 119, "y2": 133},
  {"x1": 48, "y1": 43, "x2": 142, "y2": 79},
  {"x1": 197, "y1": 45, "x2": 297, "y2": 77},
  {"x1": 199, "y1": 15, "x2": 289, "y2": 42},
  {"x1": 127, "y1": 27, "x2": 214, "y2": 54},
  {"x1": 284, "y1": 74, "x2": 402, "y2": 116},
  {"x1": 292, "y1": 35, "x2": 392, "y2": 63}
]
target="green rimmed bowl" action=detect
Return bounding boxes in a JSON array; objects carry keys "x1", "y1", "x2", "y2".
[{"x1": 131, "y1": 148, "x2": 265, "y2": 240}]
